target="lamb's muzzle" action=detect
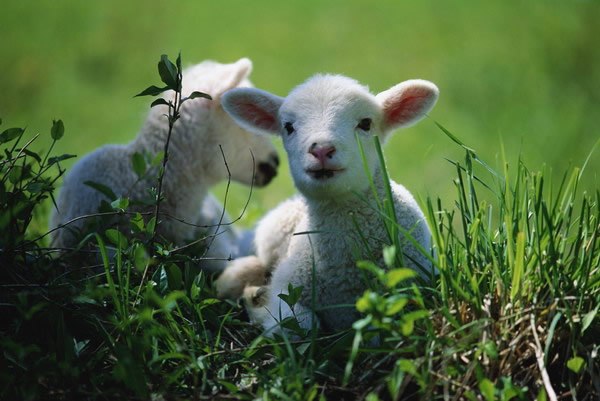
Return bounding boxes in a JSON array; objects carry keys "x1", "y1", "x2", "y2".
[{"x1": 308, "y1": 143, "x2": 336, "y2": 164}]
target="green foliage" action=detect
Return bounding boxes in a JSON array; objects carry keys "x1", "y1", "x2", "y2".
[
  {"x1": 1, "y1": 56, "x2": 598, "y2": 400},
  {"x1": 0, "y1": 119, "x2": 70, "y2": 253}
]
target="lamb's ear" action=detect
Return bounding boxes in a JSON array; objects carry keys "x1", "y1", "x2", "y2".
[
  {"x1": 376, "y1": 80, "x2": 439, "y2": 132},
  {"x1": 213, "y1": 58, "x2": 254, "y2": 98},
  {"x1": 221, "y1": 87, "x2": 284, "y2": 135}
]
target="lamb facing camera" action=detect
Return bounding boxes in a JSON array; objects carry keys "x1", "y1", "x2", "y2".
[
  {"x1": 216, "y1": 74, "x2": 439, "y2": 333},
  {"x1": 50, "y1": 58, "x2": 279, "y2": 272}
]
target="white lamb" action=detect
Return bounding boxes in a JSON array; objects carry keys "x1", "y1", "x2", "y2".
[
  {"x1": 216, "y1": 74, "x2": 439, "y2": 332},
  {"x1": 50, "y1": 58, "x2": 279, "y2": 271}
]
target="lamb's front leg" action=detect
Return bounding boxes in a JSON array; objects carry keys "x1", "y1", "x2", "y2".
[
  {"x1": 215, "y1": 198, "x2": 305, "y2": 300},
  {"x1": 243, "y1": 285, "x2": 318, "y2": 337},
  {"x1": 215, "y1": 256, "x2": 269, "y2": 300}
]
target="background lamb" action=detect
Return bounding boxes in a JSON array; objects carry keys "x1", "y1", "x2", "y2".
[
  {"x1": 50, "y1": 58, "x2": 279, "y2": 271},
  {"x1": 216, "y1": 74, "x2": 439, "y2": 332}
]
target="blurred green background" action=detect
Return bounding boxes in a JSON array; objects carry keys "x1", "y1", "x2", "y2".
[{"x1": 1, "y1": 1, "x2": 599, "y2": 227}]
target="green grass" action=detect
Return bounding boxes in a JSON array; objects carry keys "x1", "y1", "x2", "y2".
[
  {"x1": 1, "y1": 1, "x2": 599, "y2": 227},
  {"x1": 1, "y1": 3, "x2": 600, "y2": 398},
  {"x1": 1, "y1": 115, "x2": 598, "y2": 399}
]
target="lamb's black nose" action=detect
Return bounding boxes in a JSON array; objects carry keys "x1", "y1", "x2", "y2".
[{"x1": 257, "y1": 161, "x2": 277, "y2": 186}]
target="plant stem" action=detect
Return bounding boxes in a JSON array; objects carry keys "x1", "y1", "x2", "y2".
[{"x1": 150, "y1": 82, "x2": 182, "y2": 246}]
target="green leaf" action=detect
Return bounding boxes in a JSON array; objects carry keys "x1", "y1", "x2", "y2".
[
  {"x1": 0, "y1": 127, "x2": 24, "y2": 143},
  {"x1": 385, "y1": 268, "x2": 416, "y2": 288},
  {"x1": 153, "y1": 267, "x2": 169, "y2": 294},
  {"x1": 175, "y1": 52, "x2": 182, "y2": 71},
  {"x1": 278, "y1": 283, "x2": 303, "y2": 307},
  {"x1": 385, "y1": 297, "x2": 408, "y2": 316},
  {"x1": 352, "y1": 315, "x2": 372, "y2": 330},
  {"x1": 48, "y1": 154, "x2": 76, "y2": 165},
  {"x1": 84, "y1": 180, "x2": 117, "y2": 201},
  {"x1": 111, "y1": 197, "x2": 129, "y2": 211},
  {"x1": 131, "y1": 152, "x2": 146, "y2": 178},
  {"x1": 152, "y1": 151, "x2": 164, "y2": 166},
  {"x1": 186, "y1": 91, "x2": 212, "y2": 101},
  {"x1": 397, "y1": 359, "x2": 417, "y2": 375},
  {"x1": 133, "y1": 244, "x2": 148, "y2": 272},
  {"x1": 383, "y1": 245, "x2": 396, "y2": 268},
  {"x1": 499, "y1": 377, "x2": 522, "y2": 401},
  {"x1": 356, "y1": 260, "x2": 384, "y2": 281},
  {"x1": 130, "y1": 212, "x2": 145, "y2": 232},
  {"x1": 146, "y1": 216, "x2": 156, "y2": 234},
  {"x1": 134, "y1": 85, "x2": 168, "y2": 97},
  {"x1": 8, "y1": 166, "x2": 24, "y2": 184},
  {"x1": 581, "y1": 306, "x2": 598, "y2": 333},
  {"x1": 478, "y1": 378, "x2": 495, "y2": 401},
  {"x1": 26, "y1": 181, "x2": 48, "y2": 194},
  {"x1": 165, "y1": 263, "x2": 182, "y2": 290},
  {"x1": 51, "y1": 119, "x2": 64, "y2": 140},
  {"x1": 150, "y1": 98, "x2": 170, "y2": 108},
  {"x1": 19, "y1": 148, "x2": 42, "y2": 163},
  {"x1": 435, "y1": 122, "x2": 476, "y2": 153},
  {"x1": 510, "y1": 231, "x2": 526, "y2": 301},
  {"x1": 536, "y1": 388, "x2": 547, "y2": 401},
  {"x1": 199, "y1": 298, "x2": 220, "y2": 307},
  {"x1": 297, "y1": 342, "x2": 311, "y2": 356},
  {"x1": 401, "y1": 310, "x2": 429, "y2": 336},
  {"x1": 401, "y1": 318, "x2": 414, "y2": 336},
  {"x1": 105, "y1": 228, "x2": 127, "y2": 248},
  {"x1": 280, "y1": 316, "x2": 305, "y2": 335},
  {"x1": 567, "y1": 356, "x2": 585, "y2": 374},
  {"x1": 356, "y1": 291, "x2": 372, "y2": 313},
  {"x1": 190, "y1": 281, "x2": 201, "y2": 301},
  {"x1": 158, "y1": 54, "x2": 178, "y2": 89},
  {"x1": 482, "y1": 340, "x2": 498, "y2": 360},
  {"x1": 217, "y1": 380, "x2": 239, "y2": 394},
  {"x1": 365, "y1": 393, "x2": 380, "y2": 401}
]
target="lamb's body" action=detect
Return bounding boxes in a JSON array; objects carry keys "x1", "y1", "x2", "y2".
[
  {"x1": 51, "y1": 59, "x2": 279, "y2": 269},
  {"x1": 216, "y1": 74, "x2": 439, "y2": 332},
  {"x1": 249, "y1": 179, "x2": 430, "y2": 330}
]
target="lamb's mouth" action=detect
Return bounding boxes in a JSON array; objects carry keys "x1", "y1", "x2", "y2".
[{"x1": 306, "y1": 168, "x2": 345, "y2": 180}]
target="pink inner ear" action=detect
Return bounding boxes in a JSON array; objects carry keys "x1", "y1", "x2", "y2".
[
  {"x1": 240, "y1": 103, "x2": 276, "y2": 129},
  {"x1": 384, "y1": 87, "x2": 432, "y2": 127}
]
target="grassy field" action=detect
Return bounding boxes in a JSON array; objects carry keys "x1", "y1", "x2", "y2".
[
  {"x1": 1, "y1": 1, "x2": 599, "y2": 225},
  {"x1": 1, "y1": 1, "x2": 599, "y2": 400}
]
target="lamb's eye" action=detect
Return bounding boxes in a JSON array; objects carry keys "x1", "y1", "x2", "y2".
[
  {"x1": 284, "y1": 122, "x2": 295, "y2": 135},
  {"x1": 357, "y1": 118, "x2": 372, "y2": 131}
]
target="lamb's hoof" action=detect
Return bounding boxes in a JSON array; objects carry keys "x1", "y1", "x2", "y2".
[{"x1": 243, "y1": 286, "x2": 268, "y2": 308}]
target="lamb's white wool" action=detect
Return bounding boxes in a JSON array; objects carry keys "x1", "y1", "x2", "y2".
[
  {"x1": 50, "y1": 58, "x2": 279, "y2": 271},
  {"x1": 216, "y1": 74, "x2": 439, "y2": 332}
]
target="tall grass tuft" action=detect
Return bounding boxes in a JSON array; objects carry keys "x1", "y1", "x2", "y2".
[
  {"x1": 415, "y1": 123, "x2": 599, "y2": 399},
  {"x1": 335, "y1": 124, "x2": 599, "y2": 400}
]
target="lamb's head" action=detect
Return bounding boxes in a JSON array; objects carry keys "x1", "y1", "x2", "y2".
[
  {"x1": 179, "y1": 58, "x2": 279, "y2": 187},
  {"x1": 221, "y1": 74, "x2": 438, "y2": 199}
]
